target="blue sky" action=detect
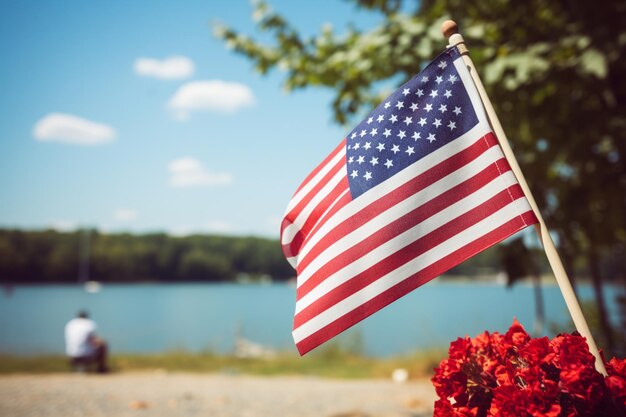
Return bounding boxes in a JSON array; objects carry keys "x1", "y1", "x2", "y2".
[{"x1": 0, "y1": 0, "x2": 385, "y2": 238}]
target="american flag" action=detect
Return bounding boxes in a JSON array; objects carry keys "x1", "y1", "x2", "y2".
[{"x1": 281, "y1": 47, "x2": 538, "y2": 355}]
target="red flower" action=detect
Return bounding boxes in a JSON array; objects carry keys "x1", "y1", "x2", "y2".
[
  {"x1": 559, "y1": 365, "x2": 606, "y2": 415},
  {"x1": 607, "y1": 357, "x2": 626, "y2": 378},
  {"x1": 549, "y1": 332, "x2": 596, "y2": 371},
  {"x1": 433, "y1": 398, "x2": 478, "y2": 417},
  {"x1": 431, "y1": 320, "x2": 626, "y2": 417},
  {"x1": 504, "y1": 318, "x2": 530, "y2": 348},
  {"x1": 605, "y1": 357, "x2": 626, "y2": 413},
  {"x1": 490, "y1": 384, "x2": 561, "y2": 417},
  {"x1": 449, "y1": 337, "x2": 473, "y2": 359},
  {"x1": 519, "y1": 336, "x2": 551, "y2": 366},
  {"x1": 432, "y1": 356, "x2": 468, "y2": 400}
]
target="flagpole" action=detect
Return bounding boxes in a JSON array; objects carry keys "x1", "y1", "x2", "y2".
[{"x1": 441, "y1": 20, "x2": 607, "y2": 376}]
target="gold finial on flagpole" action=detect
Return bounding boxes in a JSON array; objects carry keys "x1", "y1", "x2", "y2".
[{"x1": 441, "y1": 20, "x2": 458, "y2": 38}]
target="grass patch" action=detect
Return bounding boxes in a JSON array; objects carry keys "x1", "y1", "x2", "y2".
[
  {"x1": 0, "y1": 347, "x2": 446, "y2": 379},
  {"x1": 0, "y1": 355, "x2": 72, "y2": 374}
]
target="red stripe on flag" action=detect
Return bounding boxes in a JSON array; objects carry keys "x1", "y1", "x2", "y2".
[
  {"x1": 302, "y1": 191, "x2": 352, "y2": 252},
  {"x1": 284, "y1": 154, "x2": 347, "y2": 229},
  {"x1": 283, "y1": 176, "x2": 350, "y2": 260},
  {"x1": 295, "y1": 177, "x2": 350, "y2": 247},
  {"x1": 294, "y1": 210, "x2": 537, "y2": 355}
]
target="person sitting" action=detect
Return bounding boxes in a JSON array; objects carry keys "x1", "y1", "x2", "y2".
[{"x1": 64, "y1": 310, "x2": 108, "y2": 373}]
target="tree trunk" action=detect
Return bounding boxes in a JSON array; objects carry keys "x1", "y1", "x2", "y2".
[{"x1": 587, "y1": 249, "x2": 615, "y2": 356}]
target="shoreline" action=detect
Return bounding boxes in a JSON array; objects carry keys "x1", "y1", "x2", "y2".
[
  {"x1": 1, "y1": 274, "x2": 609, "y2": 286},
  {"x1": 0, "y1": 350, "x2": 445, "y2": 380}
]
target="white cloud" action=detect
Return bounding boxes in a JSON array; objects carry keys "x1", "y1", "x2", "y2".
[
  {"x1": 114, "y1": 209, "x2": 138, "y2": 222},
  {"x1": 168, "y1": 157, "x2": 233, "y2": 188},
  {"x1": 168, "y1": 80, "x2": 254, "y2": 119},
  {"x1": 134, "y1": 56, "x2": 194, "y2": 80},
  {"x1": 33, "y1": 113, "x2": 116, "y2": 145}
]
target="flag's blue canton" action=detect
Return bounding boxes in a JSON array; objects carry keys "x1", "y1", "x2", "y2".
[{"x1": 346, "y1": 48, "x2": 479, "y2": 199}]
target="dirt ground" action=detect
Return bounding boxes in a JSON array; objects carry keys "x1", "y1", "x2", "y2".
[{"x1": 0, "y1": 372, "x2": 437, "y2": 417}]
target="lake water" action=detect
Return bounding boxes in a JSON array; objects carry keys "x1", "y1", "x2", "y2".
[{"x1": 0, "y1": 282, "x2": 621, "y2": 356}]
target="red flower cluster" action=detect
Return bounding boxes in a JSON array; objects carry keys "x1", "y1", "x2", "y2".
[{"x1": 432, "y1": 320, "x2": 626, "y2": 417}]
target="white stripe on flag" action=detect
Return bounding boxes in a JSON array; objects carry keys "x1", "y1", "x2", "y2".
[{"x1": 305, "y1": 188, "x2": 350, "y2": 242}]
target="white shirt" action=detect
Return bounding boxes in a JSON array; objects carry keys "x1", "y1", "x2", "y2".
[{"x1": 65, "y1": 317, "x2": 97, "y2": 357}]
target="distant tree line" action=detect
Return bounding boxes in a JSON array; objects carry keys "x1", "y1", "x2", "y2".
[
  {"x1": 0, "y1": 229, "x2": 294, "y2": 283},
  {"x1": 1, "y1": 228, "x2": 622, "y2": 284}
]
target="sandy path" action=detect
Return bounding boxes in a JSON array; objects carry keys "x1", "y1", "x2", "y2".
[{"x1": 0, "y1": 372, "x2": 436, "y2": 417}]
